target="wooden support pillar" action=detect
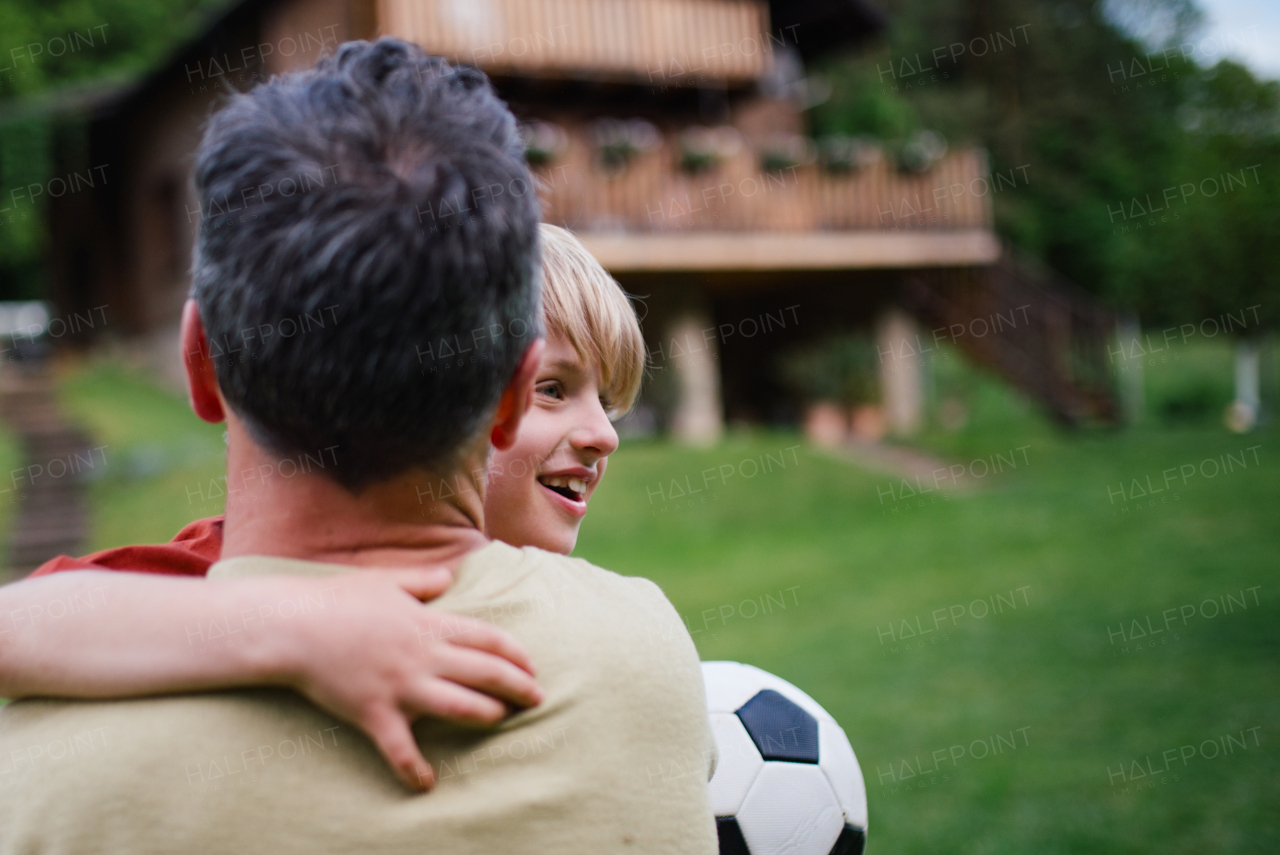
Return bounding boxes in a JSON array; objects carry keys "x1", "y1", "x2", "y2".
[
  {"x1": 876, "y1": 308, "x2": 924, "y2": 436},
  {"x1": 667, "y1": 312, "x2": 724, "y2": 445}
]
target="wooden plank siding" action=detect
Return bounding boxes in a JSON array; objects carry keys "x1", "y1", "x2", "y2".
[{"x1": 377, "y1": 0, "x2": 771, "y2": 83}]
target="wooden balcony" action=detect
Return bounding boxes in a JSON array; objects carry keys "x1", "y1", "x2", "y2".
[
  {"x1": 378, "y1": 0, "x2": 771, "y2": 84},
  {"x1": 534, "y1": 137, "x2": 999, "y2": 271}
]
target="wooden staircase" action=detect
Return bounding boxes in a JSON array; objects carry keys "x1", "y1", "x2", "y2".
[
  {"x1": 0, "y1": 353, "x2": 93, "y2": 578},
  {"x1": 904, "y1": 252, "x2": 1120, "y2": 426}
]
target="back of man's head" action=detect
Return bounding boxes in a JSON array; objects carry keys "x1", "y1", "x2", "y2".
[{"x1": 192, "y1": 38, "x2": 541, "y2": 491}]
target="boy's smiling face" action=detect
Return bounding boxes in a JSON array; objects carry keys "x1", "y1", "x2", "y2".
[{"x1": 484, "y1": 333, "x2": 620, "y2": 554}]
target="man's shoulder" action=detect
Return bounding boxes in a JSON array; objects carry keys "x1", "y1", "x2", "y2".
[
  {"x1": 458, "y1": 543, "x2": 692, "y2": 657},
  {"x1": 522, "y1": 545, "x2": 663, "y2": 591},
  {"x1": 510, "y1": 545, "x2": 677, "y2": 617}
]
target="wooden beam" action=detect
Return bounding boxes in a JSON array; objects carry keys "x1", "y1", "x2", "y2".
[{"x1": 575, "y1": 229, "x2": 1002, "y2": 272}]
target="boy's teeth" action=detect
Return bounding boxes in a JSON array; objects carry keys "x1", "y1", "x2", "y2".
[{"x1": 540, "y1": 475, "x2": 587, "y2": 495}]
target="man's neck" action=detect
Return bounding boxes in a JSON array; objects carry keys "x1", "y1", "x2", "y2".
[{"x1": 218, "y1": 418, "x2": 490, "y2": 570}]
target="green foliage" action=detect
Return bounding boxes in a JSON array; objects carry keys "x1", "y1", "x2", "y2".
[
  {"x1": 810, "y1": 0, "x2": 1280, "y2": 329},
  {"x1": 0, "y1": 0, "x2": 229, "y2": 96},
  {"x1": 0, "y1": 0, "x2": 230, "y2": 299},
  {"x1": 0, "y1": 414, "x2": 20, "y2": 561},
  {"x1": 1139, "y1": 332, "x2": 1237, "y2": 425},
  {"x1": 0, "y1": 116, "x2": 51, "y2": 297},
  {"x1": 55, "y1": 361, "x2": 227, "y2": 547},
  {"x1": 776, "y1": 332, "x2": 880, "y2": 407},
  {"x1": 812, "y1": 60, "x2": 919, "y2": 140}
]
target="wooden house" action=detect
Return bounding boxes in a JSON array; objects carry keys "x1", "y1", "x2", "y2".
[{"x1": 42, "y1": 0, "x2": 1118, "y2": 443}]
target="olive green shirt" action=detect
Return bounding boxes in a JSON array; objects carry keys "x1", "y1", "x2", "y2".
[{"x1": 0, "y1": 541, "x2": 717, "y2": 854}]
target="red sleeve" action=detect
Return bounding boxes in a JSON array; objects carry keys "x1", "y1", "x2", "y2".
[{"x1": 27, "y1": 516, "x2": 225, "y2": 579}]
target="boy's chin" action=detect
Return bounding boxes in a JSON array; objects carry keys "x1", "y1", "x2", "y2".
[
  {"x1": 536, "y1": 525, "x2": 579, "y2": 556},
  {"x1": 485, "y1": 488, "x2": 581, "y2": 553},
  {"x1": 526, "y1": 513, "x2": 581, "y2": 556}
]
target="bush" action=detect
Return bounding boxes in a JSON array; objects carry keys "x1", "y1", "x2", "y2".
[{"x1": 776, "y1": 332, "x2": 879, "y2": 409}]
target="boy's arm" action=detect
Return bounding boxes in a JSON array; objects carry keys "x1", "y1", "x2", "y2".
[{"x1": 0, "y1": 568, "x2": 542, "y2": 791}]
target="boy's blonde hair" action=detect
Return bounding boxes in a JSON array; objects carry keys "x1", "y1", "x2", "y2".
[{"x1": 538, "y1": 224, "x2": 645, "y2": 415}]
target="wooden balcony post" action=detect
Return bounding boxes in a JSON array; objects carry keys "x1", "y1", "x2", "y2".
[
  {"x1": 876, "y1": 308, "x2": 924, "y2": 436},
  {"x1": 667, "y1": 312, "x2": 724, "y2": 446}
]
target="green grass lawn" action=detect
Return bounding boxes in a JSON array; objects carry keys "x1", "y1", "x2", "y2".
[
  {"x1": 25, "y1": 343, "x2": 1280, "y2": 853},
  {"x1": 0, "y1": 415, "x2": 21, "y2": 553},
  {"x1": 55, "y1": 361, "x2": 228, "y2": 549}
]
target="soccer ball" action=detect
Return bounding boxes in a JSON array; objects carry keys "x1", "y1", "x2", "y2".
[{"x1": 702, "y1": 661, "x2": 867, "y2": 855}]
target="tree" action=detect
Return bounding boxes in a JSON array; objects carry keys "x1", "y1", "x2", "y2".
[
  {"x1": 809, "y1": 0, "x2": 1279, "y2": 331},
  {"x1": 0, "y1": 0, "x2": 227, "y2": 298}
]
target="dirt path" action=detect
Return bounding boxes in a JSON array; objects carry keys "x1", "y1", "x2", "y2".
[{"x1": 820, "y1": 438, "x2": 981, "y2": 492}]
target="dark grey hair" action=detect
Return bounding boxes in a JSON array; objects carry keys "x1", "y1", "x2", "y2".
[{"x1": 191, "y1": 38, "x2": 541, "y2": 491}]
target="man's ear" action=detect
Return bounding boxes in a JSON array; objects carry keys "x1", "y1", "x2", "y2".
[
  {"x1": 490, "y1": 338, "x2": 545, "y2": 451},
  {"x1": 180, "y1": 299, "x2": 226, "y2": 424}
]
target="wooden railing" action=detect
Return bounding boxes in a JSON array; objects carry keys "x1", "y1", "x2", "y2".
[
  {"x1": 534, "y1": 143, "x2": 993, "y2": 233},
  {"x1": 378, "y1": 0, "x2": 771, "y2": 83}
]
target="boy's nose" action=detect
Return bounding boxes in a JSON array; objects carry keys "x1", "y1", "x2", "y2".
[{"x1": 571, "y1": 400, "x2": 620, "y2": 458}]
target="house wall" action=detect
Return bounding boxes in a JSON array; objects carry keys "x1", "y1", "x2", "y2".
[
  {"x1": 45, "y1": 0, "x2": 974, "y2": 428},
  {"x1": 262, "y1": 0, "x2": 373, "y2": 76},
  {"x1": 124, "y1": 87, "x2": 218, "y2": 331},
  {"x1": 60, "y1": 0, "x2": 364, "y2": 385}
]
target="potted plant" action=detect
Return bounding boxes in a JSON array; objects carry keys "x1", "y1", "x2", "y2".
[
  {"x1": 591, "y1": 118, "x2": 661, "y2": 171},
  {"x1": 895, "y1": 129, "x2": 948, "y2": 173},
  {"x1": 677, "y1": 126, "x2": 743, "y2": 174},
  {"x1": 520, "y1": 121, "x2": 568, "y2": 167},
  {"x1": 777, "y1": 333, "x2": 882, "y2": 445},
  {"x1": 817, "y1": 134, "x2": 882, "y2": 174},
  {"x1": 758, "y1": 133, "x2": 815, "y2": 173}
]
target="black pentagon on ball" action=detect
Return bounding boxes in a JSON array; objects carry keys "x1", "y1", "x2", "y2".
[
  {"x1": 829, "y1": 824, "x2": 866, "y2": 855},
  {"x1": 734, "y1": 689, "x2": 820, "y2": 763},
  {"x1": 716, "y1": 816, "x2": 751, "y2": 855}
]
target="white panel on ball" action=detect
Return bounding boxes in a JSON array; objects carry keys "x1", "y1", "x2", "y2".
[
  {"x1": 707, "y1": 713, "x2": 765, "y2": 816},
  {"x1": 818, "y1": 718, "x2": 867, "y2": 829},
  {"x1": 701, "y1": 660, "x2": 768, "y2": 713},
  {"x1": 737, "y1": 762, "x2": 845, "y2": 855}
]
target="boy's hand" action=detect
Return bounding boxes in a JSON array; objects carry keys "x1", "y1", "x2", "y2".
[{"x1": 270, "y1": 568, "x2": 542, "y2": 792}]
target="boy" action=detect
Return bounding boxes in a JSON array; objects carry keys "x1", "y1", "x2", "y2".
[{"x1": 0, "y1": 222, "x2": 648, "y2": 791}]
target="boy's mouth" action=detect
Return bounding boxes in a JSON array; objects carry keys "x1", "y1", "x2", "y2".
[{"x1": 537, "y1": 475, "x2": 586, "y2": 503}]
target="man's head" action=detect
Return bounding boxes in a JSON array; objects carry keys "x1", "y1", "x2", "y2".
[
  {"x1": 484, "y1": 225, "x2": 645, "y2": 555},
  {"x1": 187, "y1": 38, "x2": 541, "y2": 492}
]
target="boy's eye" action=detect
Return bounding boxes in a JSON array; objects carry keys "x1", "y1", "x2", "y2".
[{"x1": 537, "y1": 382, "x2": 564, "y2": 400}]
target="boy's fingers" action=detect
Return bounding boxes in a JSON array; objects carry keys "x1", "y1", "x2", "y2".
[
  {"x1": 387, "y1": 567, "x2": 454, "y2": 601},
  {"x1": 362, "y1": 706, "x2": 435, "y2": 791},
  {"x1": 427, "y1": 613, "x2": 537, "y2": 676},
  {"x1": 433, "y1": 646, "x2": 543, "y2": 708},
  {"x1": 406, "y1": 677, "x2": 508, "y2": 727}
]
